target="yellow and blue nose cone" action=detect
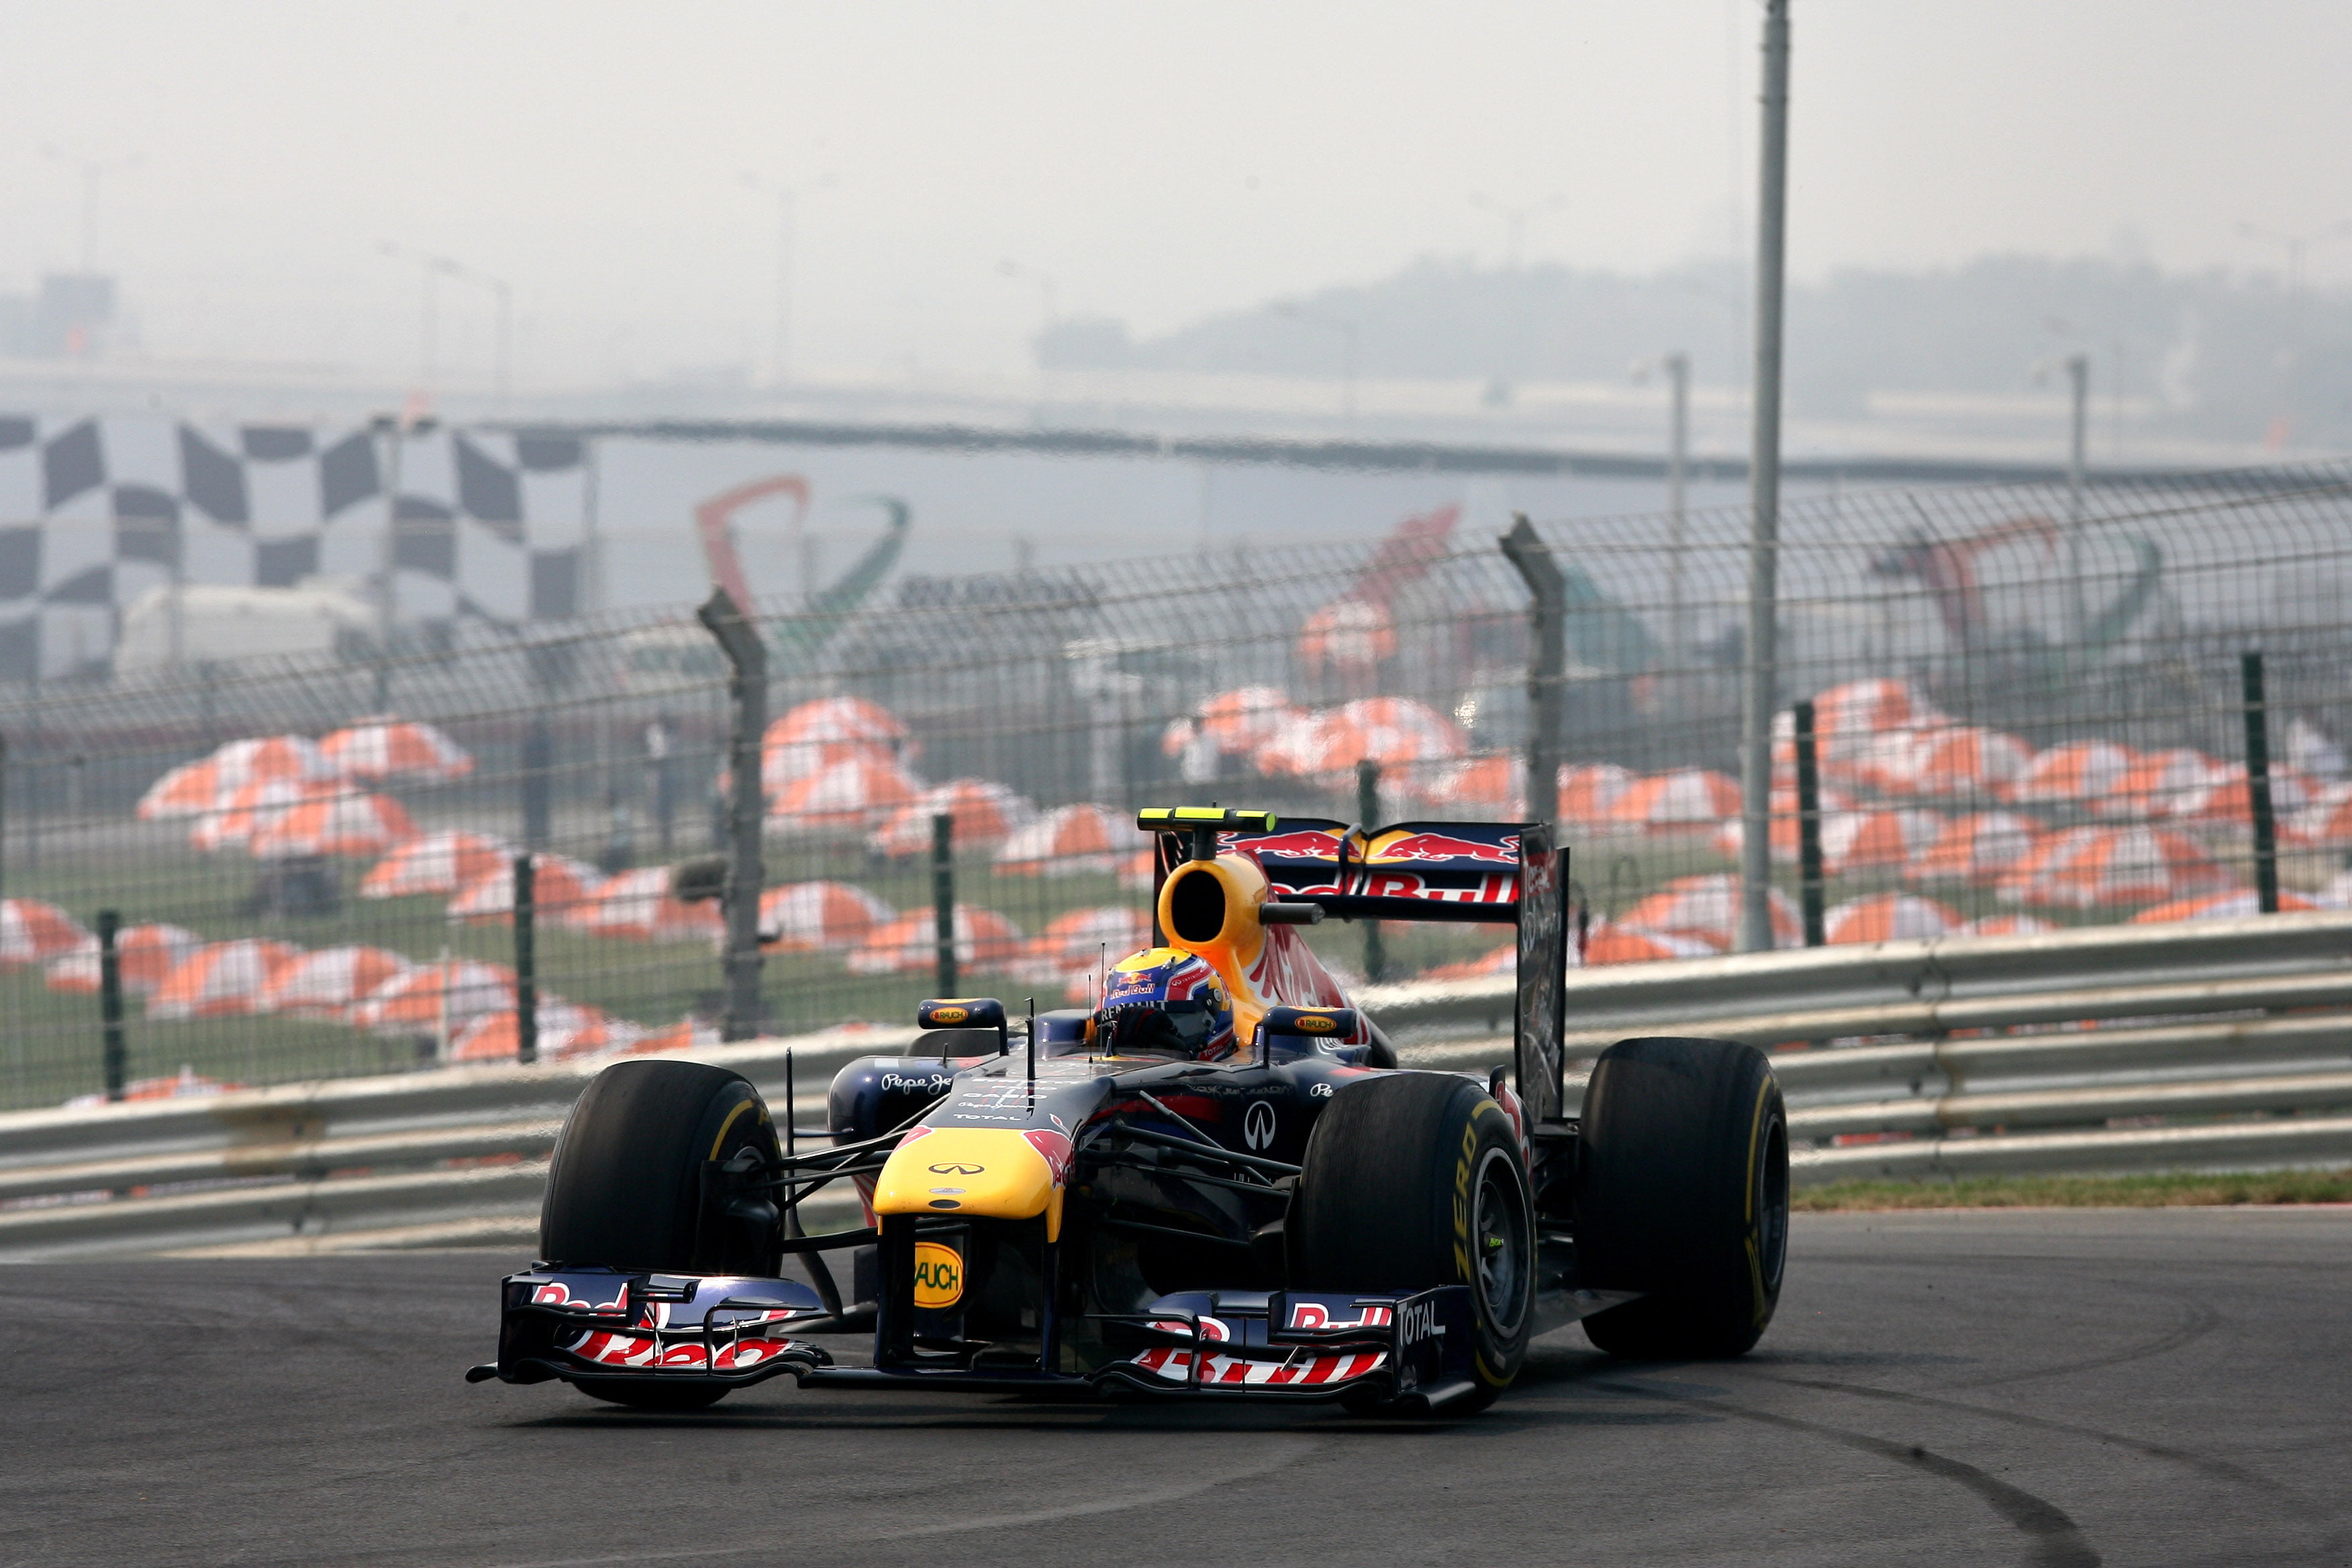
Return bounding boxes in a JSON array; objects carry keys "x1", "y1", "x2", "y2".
[{"x1": 873, "y1": 1125, "x2": 1073, "y2": 1240}]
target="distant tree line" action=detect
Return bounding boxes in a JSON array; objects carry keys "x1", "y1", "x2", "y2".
[{"x1": 1040, "y1": 255, "x2": 2352, "y2": 448}]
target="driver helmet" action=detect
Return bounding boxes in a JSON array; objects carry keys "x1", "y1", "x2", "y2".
[{"x1": 1091, "y1": 947, "x2": 1236, "y2": 1060}]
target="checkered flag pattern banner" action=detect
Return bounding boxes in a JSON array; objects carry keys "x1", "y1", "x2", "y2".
[{"x1": 0, "y1": 415, "x2": 589, "y2": 682}]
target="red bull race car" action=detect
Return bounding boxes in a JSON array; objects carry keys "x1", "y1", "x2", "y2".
[{"x1": 470, "y1": 807, "x2": 1790, "y2": 1414}]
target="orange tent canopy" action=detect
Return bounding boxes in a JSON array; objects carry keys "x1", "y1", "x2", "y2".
[
  {"x1": 579, "y1": 868, "x2": 724, "y2": 942},
  {"x1": 1823, "y1": 893, "x2": 1960, "y2": 945},
  {"x1": 318, "y1": 716, "x2": 473, "y2": 782},
  {"x1": 446, "y1": 855, "x2": 605, "y2": 925},
  {"x1": 868, "y1": 780, "x2": 1036, "y2": 858},
  {"x1": 361, "y1": 830, "x2": 513, "y2": 898},
  {"x1": 0, "y1": 899, "x2": 94, "y2": 968},
  {"x1": 1605, "y1": 770, "x2": 1743, "y2": 832},
  {"x1": 247, "y1": 789, "x2": 419, "y2": 859},
  {"x1": 2128, "y1": 890, "x2": 2319, "y2": 924},
  {"x1": 994, "y1": 803, "x2": 1132, "y2": 876},
  {"x1": 259, "y1": 944, "x2": 414, "y2": 1019},
  {"x1": 768, "y1": 754, "x2": 924, "y2": 833},
  {"x1": 150, "y1": 940, "x2": 303, "y2": 1020},
  {"x1": 44, "y1": 921, "x2": 199, "y2": 994},
  {"x1": 845, "y1": 905, "x2": 1024, "y2": 976},
  {"x1": 758, "y1": 881, "x2": 896, "y2": 951}
]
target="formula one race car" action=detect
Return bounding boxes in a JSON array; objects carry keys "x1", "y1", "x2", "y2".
[{"x1": 471, "y1": 807, "x2": 1790, "y2": 1415}]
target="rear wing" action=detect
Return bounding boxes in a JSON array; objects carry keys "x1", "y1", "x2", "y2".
[{"x1": 1139, "y1": 809, "x2": 1571, "y2": 1124}]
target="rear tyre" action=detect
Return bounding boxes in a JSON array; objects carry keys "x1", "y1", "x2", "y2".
[
  {"x1": 1293, "y1": 1073, "x2": 1533, "y2": 1413},
  {"x1": 540, "y1": 1060, "x2": 784, "y2": 1411},
  {"x1": 1575, "y1": 1036, "x2": 1789, "y2": 1360}
]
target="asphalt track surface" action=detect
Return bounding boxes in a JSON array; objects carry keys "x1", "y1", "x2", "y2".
[{"x1": 5, "y1": 1208, "x2": 2349, "y2": 1568}]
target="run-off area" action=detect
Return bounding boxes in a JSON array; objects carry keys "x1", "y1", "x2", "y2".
[{"x1": 3, "y1": 1208, "x2": 2346, "y2": 1568}]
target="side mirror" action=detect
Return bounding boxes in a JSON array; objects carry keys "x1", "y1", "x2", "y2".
[
  {"x1": 916, "y1": 997, "x2": 1010, "y2": 1057},
  {"x1": 1262, "y1": 1006, "x2": 1355, "y2": 1038},
  {"x1": 1257, "y1": 1006, "x2": 1358, "y2": 1061}
]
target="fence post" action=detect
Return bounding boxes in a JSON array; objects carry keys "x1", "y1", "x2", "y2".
[
  {"x1": 646, "y1": 714, "x2": 676, "y2": 857},
  {"x1": 97, "y1": 909, "x2": 125, "y2": 1102},
  {"x1": 1356, "y1": 758, "x2": 1385, "y2": 983},
  {"x1": 932, "y1": 812, "x2": 957, "y2": 996},
  {"x1": 1500, "y1": 515, "x2": 1565, "y2": 838},
  {"x1": 0, "y1": 732, "x2": 9, "y2": 901},
  {"x1": 696, "y1": 588, "x2": 768, "y2": 1042},
  {"x1": 1793, "y1": 699, "x2": 1825, "y2": 946},
  {"x1": 2243, "y1": 651, "x2": 2280, "y2": 915},
  {"x1": 520, "y1": 714, "x2": 552, "y2": 850},
  {"x1": 512, "y1": 853, "x2": 538, "y2": 1064}
]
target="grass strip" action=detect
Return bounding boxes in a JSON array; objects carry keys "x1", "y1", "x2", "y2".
[{"x1": 1794, "y1": 1168, "x2": 2352, "y2": 1211}]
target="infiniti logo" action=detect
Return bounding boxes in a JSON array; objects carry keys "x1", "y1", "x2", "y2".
[
  {"x1": 1243, "y1": 1100, "x2": 1277, "y2": 1152},
  {"x1": 928, "y1": 1162, "x2": 985, "y2": 1175}
]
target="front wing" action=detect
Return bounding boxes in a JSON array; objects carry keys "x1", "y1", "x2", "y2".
[
  {"x1": 472, "y1": 1269, "x2": 1478, "y2": 1408},
  {"x1": 468, "y1": 1268, "x2": 837, "y2": 1390},
  {"x1": 1095, "y1": 1287, "x2": 1478, "y2": 1408}
]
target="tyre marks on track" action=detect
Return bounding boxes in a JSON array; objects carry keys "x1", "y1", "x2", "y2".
[
  {"x1": 1745, "y1": 1371, "x2": 2352, "y2": 1562},
  {"x1": 469, "y1": 1438, "x2": 1325, "y2": 1568},
  {"x1": 1944, "y1": 1293, "x2": 2222, "y2": 1391},
  {"x1": 1591, "y1": 1378, "x2": 2102, "y2": 1568}
]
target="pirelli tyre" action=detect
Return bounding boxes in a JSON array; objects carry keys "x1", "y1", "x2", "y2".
[
  {"x1": 1291, "y1": 1073, "x2": 1534, "y2": 1413},
  {"x1": 1575, "y1": 1036, "x2": 1790, "y2": 1361},
  {"x1": 539, "y1": 1059, "x2": 784, "y2": 1410}
]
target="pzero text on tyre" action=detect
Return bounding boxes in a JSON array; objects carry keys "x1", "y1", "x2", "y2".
[{"x1": 1291, "y1": 1073, "x2": 1534, "y2": 1410}]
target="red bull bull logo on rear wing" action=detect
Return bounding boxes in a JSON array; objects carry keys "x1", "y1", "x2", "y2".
[
  {"x1": 1365, "y1": 826, "x2": 1521, "y2": 866},
  {"x1": 1138, "y1": 814, "x2": 1543, "y2": 927}
]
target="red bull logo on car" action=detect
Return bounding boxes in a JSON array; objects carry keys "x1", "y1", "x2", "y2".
[
  {"x1": 1365, "y1": 830, "x2": 1520, "y2": 866},
  {"x1": 1353, "y1": 870, "x2": 1518, "y2": 905}
]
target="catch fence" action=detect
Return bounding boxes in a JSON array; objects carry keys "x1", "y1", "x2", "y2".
[{"x1": 1, "y1": 460, "x2": 2349, "y2": 1112}]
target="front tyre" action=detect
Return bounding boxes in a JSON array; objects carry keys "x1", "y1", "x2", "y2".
[
  {"x1": 539, "y1": 1060, "x2": 785, "y2": 1411},
  {"x1": 1292, "y1": 1073, "x2": 1534, "y2": 1412},
  {"x1": 1575, "y1": 1036, "x2": 1789, "y2": 1360}
]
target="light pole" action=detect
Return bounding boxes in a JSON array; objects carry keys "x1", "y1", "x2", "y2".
[
  {"x1": 1001, "y1": 260, "x2": 1063, "y2": 415},
  {"x1": 1634, "y1": 353, "x2": 1693, "y2": 663},
  {"x1": 2236, "y1": 219, "x2": 2352, "y2": 439},
  {"x1": 2066, "y1": 352, "x2": 2088, "y2": 634},
  {"x1": 1469, "y1": 191, "x2": 1565, "y2": 271},
  {"x1": 370, "y1": 412, "x2": 406, "y2": 704},
  {"x1": 2032, "y1": 353, "x2": 2091, "y2": 638},
  {"x1": 39, "y1": 146, "x2": 140, "y2": 272},
  {"x1": 381, "y1": 242, "x2": 440, "y2": 391},
  {"x1": 2037, "y1": 334, "x2": 2098, "y2": 638},
  {"x1": 1274, "y1": 301, "x2": 1360, "y2": 423},
  {"x1": 2235, "y1": 219, "x2": 2352, "y2": 299},
  {"x1": 1737, "y1": 0, "x2": 1791, "y2": 957},
  {"x1": 742, "y1": 173, "x2": 800, "y2": 387},
  {"x1": 380, "y1": 242, "x2": 513, "y2": 399}
]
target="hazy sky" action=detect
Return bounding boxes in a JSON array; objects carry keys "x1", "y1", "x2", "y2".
[{"x1": 5, "y1": 1, "x2": 2350, "y2": 392}]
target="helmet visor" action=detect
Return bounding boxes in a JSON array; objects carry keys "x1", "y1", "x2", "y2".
[{"x1": 1094, "y1": 999, "x2": 1217, "y2": 1057}]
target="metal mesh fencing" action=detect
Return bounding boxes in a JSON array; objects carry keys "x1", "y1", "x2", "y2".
[{"x1": 2, "y1": 459, "x2": 2350, "y2": 1112}]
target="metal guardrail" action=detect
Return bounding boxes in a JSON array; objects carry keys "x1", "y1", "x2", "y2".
[
  {"x1": 1364, "y1": 908, "x2": 2352, "y2": 1044},
  {"x1": 1366, "y1": 910, "x2": 2352, "y2": 1187},
  {"x1": 6, "y1": 912, "x2": 2351, "y2": 1259},
  {"x1": 0, "y1": 1028, "x2": 907, "y2": 1262}
]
